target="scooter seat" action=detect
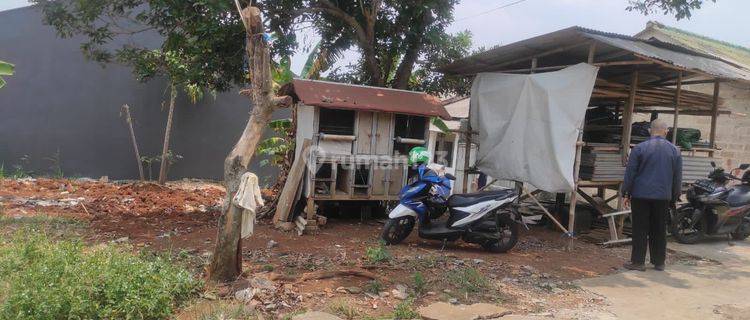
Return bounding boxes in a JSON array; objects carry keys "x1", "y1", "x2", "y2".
[{"x1": 448, "y1": 189, "x2": 516, "y2": 207}]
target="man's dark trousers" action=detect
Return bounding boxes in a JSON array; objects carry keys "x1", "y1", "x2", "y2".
[{"x1": 631, "y1": 198, "x2": 668, "y2": 266}]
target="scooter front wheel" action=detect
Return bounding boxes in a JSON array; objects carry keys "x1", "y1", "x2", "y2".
[
  {"x1": 381, "y1": 216, "x2": 415, "y2": 245},
  {"x1": 671, "y1": 207, "x2": 706, "y2": 244}
]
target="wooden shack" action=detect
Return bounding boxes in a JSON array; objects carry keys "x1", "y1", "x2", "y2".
[{"x1": 273, "y1": 79, "x2": 450, "y2": 232}]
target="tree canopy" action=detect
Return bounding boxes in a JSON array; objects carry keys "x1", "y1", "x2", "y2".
[
  {"x1": 263, "y1": 0, "x2": 472, "y2": 95},
  {"x1": 32, "y1": 0, "x2": 472, "y2": 96},
  {"x1": 627, "y1": 0, "x2": 717, "y2": 20},
  {"x1": 32, "y1": 0, "x2": 247, "y2": 100}
]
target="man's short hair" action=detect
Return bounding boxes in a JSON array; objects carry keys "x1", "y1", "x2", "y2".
[{"x1": 651, "y1": 119, "x2": 669, "y2": 132}]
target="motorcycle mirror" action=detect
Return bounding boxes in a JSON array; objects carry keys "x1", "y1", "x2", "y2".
[
  {"x1": 444, "y1": 173, "x2": 457, "y2": 181},
  {"x1": 740, "y1": 164, "x2": 750, "y2": 170},
  {"x1": 710, "y1": 161, "x2": 717, "y2": 168}
]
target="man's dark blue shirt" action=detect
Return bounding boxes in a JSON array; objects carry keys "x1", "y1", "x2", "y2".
[{"x1": 622, "y1": 136, "x2": 683, "y2": 201}]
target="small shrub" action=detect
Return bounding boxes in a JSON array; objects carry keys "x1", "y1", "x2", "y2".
[
  {"x1": 178, "y1": 301, "x2": 255, "y2": 320},
  {"x1": 412, "y1": 271, "x2": 427, "y2": 296},
  {"x1": 328, "y1": 299, "x2": 360, "y2": 320},
  {"x1": 261, "y1": 264, "x2": 275, "y2": 272},
  {"x1": 364, "y1": 242, "x2": 391, "y2": 264},
  {"x1": 365, "y1": 279, "x2": 383, "y2": 295},
  {"x1": 0, "y1": 231, "x2": 201, "y2": 319},
  {"x1": 392, "y1": 298, "x2": 419, "y2": 320},
  {"x1": 446, "y1": 267, "x2": 489, "y2": 295}
]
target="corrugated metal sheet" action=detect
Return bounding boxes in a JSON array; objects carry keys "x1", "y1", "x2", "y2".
[
  {"x1": 290, "y1": 79, "x2": 450, "y2": 119},
  {"x1": 583, "y1": 32, "x2": 750, "y2": 81},
  {"x1": 440, "y1": 26, "x2": 750, "y2": 82}
]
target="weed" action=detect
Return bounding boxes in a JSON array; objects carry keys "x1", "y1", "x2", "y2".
[
  {"x1": 446, "y1": 267, "x2": 490, "y2": 295},
  {"x1": 364, "y1": 241, "x2": 391, "y2": 264},
  {"x1": 261, "y1": 264, "x2": 275, "y2": 272},
  {"x1": 9, "y1": 155, "x2": 32, "y2": 178},
  {"x1": 392, "y1": 298, "x2": 419, "y2": 320},
  {"x1": 328, "y1": 299, "x2": 360, "y2": 320},
  {"x1": 45, "y1": 148, "x2": 63, "y2": 178},
  {"x1": 365, "y1": 279, "x2": 383, "y2": 295},
  {"x1": 0, "y1": 230, "x2": 201, "y2": 319},
  {"x1": 178, "y1": 301, "x2": 256, "y2": 320},
  {"x1": 412, "y1": 271, "x2": 427, "y2": 296}
]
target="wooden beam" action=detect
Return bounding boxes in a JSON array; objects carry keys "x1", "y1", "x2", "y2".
[
  {"x1": 473, "y1": 41, "x2": 592, "y2": 73},
  {"x1": 672, "y1": 72, "x2": 682, "y2": 145},
  {"x1": 709, "y1": 79, "x2": 721, "y2": 155},
  {"x1": 621, "y1": 71, "x2": 639, "y2": 165},
  {"x1": 530, "y1": 57, "x2": 538, "y2": 74},
  {"x1": 587, "y1": 43, "x2": 596, "y2": 64},
  {"x1": 274, "y1": 139, "x2": 312, "y2": 223},
  {"x1": 496, "y1": 60, "x2": 653, "y2": 74}
]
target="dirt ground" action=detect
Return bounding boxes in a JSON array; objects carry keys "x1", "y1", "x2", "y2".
[{"x1": 0, "y1": 178, "x2": 636, "y2": 318}]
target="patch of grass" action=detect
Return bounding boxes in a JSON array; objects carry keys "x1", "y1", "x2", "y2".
[
  {"x1": 412, "y1": 271, "x2": 427, "y2": 296},
  {"x1": 445, "y1": 267, "x2": 490, "y2": 295},
  {"x1": 0, "y1": 215, "x2": 83, "y2": 239},
  {"x1": 392, "y1": 298, "x2": 419, "y2": 320},
  {"x1": 364, "y1": 279, "x2": 383, "y2": 295},
  {"x1": 261, "y1": 264, "x2": 275, "y2": 272},
  {"x1": 364, "y1": 241, "x2": 391, "y2": 264},
  {"x1": 0, "y1": 230, "x2": 201, "y2": 319},
  {"x1": 328, "y1": 299, "x2": 361, "y2": 320},
  {"x1": 177, "y1": 300, "x2": 256, "y2": 320}
]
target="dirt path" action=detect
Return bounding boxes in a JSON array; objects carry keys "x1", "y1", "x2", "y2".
[{"x1": 575, "y1": 239, "x2": 750, "y2": 320}]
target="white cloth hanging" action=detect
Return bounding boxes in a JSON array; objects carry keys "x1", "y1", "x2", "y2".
[{"x1": 233, "y1": 172, "x2": 264, "y2": 238}]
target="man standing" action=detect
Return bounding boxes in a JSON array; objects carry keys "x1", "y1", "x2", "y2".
[{"x1": 622, "y1": 119, "x2": 682, "y2": 271}]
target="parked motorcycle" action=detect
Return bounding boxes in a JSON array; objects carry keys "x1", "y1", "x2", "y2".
[
  {"x1": 381, "y1": 164, "x2": 521, "y2": 253},
  {"x1": 671, "y1": 162, "x2": 750, "y2": 244}
]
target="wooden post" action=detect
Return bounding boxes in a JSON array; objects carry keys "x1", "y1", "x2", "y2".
[
  {"x1": 462, "y1": 126, "x2": 472, "y2": 193},
  {"x1": 709, "y1": 79, "x2": 721, "y2": 157},
  {"x1": 672, "y1": 72, "x2": 682, "y2": 145},
  {"x1": 121, "y1": 104, "x2": 145, "y2": 181},
  {"x1": 530, "y1": 58, "x2": 538, "y2": 73},
  {"x1": 621, "y1": 71, "x2": 639, "y2": 165}
]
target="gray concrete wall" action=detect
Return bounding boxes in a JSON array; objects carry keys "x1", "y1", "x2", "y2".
[{"x1": 0, "y1": 6, "x2": 284, "y2": 182}]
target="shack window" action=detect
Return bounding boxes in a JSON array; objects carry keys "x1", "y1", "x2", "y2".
[
  {"x1": 393, "y1": 114, "x2": 427, "y2": 155},
  {"x1": 434, "y1": 133, "x2": 455, "y2": 167},
  {"x1": 319, "y1": 108, "x2": 355, "y2": 135}
]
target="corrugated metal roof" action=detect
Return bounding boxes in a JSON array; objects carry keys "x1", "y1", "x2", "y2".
[
  {"x1": 636, "y1": 21, "x2": 750, "y2": 70},
  {"x1": 441, "y1": 96, "x2": 469, "y2": 119},
  {"x1": 440, "y1": 26, "x2": 750, "y2": 82},
  {"x1": 289, "y1": 79, "x2": 451, "y2": 119},
  {"x1": 582, "y1": 32, "x2": 750, "y2": 81}
]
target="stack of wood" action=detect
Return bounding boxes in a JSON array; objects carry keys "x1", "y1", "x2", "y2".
[
  {"x1": 580, "y1": 144, "x2": 625, "y2": 181},
  {"x1": 682, "y1": 155, "x2": 714, "y2": 183},
  {"x1": 591, "y1": 79, "x2": 721, "y2": 113}
]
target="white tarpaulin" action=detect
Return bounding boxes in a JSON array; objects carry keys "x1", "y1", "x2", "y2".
[{"x1": 470, "y1": 63, "x2": 599, "y2": 192}]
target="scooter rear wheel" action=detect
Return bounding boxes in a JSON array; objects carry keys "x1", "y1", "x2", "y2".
[
  {"x1": 481, "y1": 215, "x2": 518, "y2": 253},
  {"x1": 381, "y1": 216, "x2": 415, "y2": 245},
  {"x1": 671, "y1": 207, "x2": 706, "y2": 244}
]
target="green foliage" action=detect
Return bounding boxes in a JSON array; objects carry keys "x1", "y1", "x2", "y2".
[
  {"x1": 627, "y1": 0, "x2": 716, "y2": 20},
  {"x1": 264, "y1": 0, "x2": 472, "y2": 94},
  {"x1": 8, "y1": 155, "x2": 32, "y2": 179},
  {"x1": 0, "y1": 231, "x2": 200, "y2": 319},
  {"x1": 412, "y1": 271, "x2": 427, "y2": 296},
  {"x1": 392, "y1": 298, "x2": 419, "y2": 320},
  {"x1": 364, "y1": 279, "x2": 383, "y2": 295},
  {"x1": 32, "y1": 0, "x2": 246, "y2": 99},
  {"x1": 257, "y1": 119, "x2": 294, "y2": 168},
  {"x1": 261, "y1": 264, "x2": 275, "y2": 272},
  {"x1": 364, "y1": 242, "x2": 391, "y2": 264},
  {"x1": 0, "y1": 60, "x2": 13, "y2": 89},
  {"x1": 140, "y1": 150, "x2": 183, "y2": 181},
  {"x1": 272, "y1": 56, "x2": 295, "y2": 92},
  {"x1": 445, "y1": 267, "x2": 490, "y2": 295},
  {"x1": 431, "y1": 117, "x2": 451, "y2": 134},
  {"x1": 328, "y1": 299, "x2": 360, "y2": 320}
]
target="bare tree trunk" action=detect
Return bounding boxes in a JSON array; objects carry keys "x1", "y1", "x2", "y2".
[
  {"x1": 208, "y1": 5, "x2": 292, "y2": 283},
  {"x1": 158, "y1": 84, "x2": 177, "y2": 184},
  {"x1": 121, "y1": 104, "x2": 145, "y2": 181}
]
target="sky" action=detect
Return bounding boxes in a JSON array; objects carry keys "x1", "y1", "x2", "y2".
[{"x1": 2, "y1": 0, "x2": 748, "y2": 73}]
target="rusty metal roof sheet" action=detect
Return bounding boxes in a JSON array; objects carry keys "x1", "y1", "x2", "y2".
[
  {"x1": 439, "y1": 26, "x2": 750, "y2": 82},
  {"x1": 289, "y1": 79, "x2": 450, "y2": 119}
]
